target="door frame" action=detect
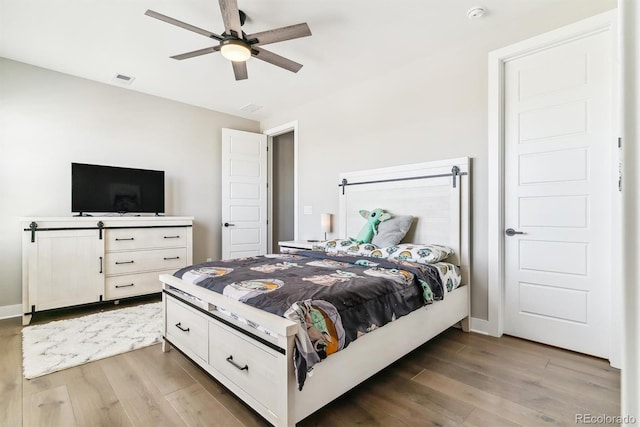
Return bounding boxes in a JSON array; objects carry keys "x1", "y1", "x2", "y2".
[
  {"x1": 263, "y1": 120, "x2": 299, "y2": 252},
  {"x1": 487, "y1": 10, "x2": 621, "y2": 365}
]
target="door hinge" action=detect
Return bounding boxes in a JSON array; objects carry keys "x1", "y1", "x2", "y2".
[{"x1": 618, "y1": 137, "x2": 622, "y2": 148}]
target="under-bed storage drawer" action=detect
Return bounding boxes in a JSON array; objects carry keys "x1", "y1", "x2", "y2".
[
  {"x1": 208, "y1": 320, "x2": 280, "y2": 413},
  {"x1": 166, "y1": 297, "x2": 208, "y2": 362}
]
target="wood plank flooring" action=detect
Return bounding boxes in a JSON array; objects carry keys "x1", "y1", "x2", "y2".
[{"x1": 1, "y1": 302, "x2": 620, "y2": 426}]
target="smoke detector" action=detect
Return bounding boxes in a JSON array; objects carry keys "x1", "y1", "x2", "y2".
[{"x1": 467, "y1": 7, "x2": 486, "y2": 19}]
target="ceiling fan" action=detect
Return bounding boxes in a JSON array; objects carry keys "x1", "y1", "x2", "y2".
[{"x1": 145, "y1": 0, "x2": 312, "y2": 81}]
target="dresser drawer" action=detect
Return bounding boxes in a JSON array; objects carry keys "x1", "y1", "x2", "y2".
[
  {"x1": 166, "y1": 297, "x2": 208, "y2": 361},
  {"x1": 106, "y1": 227, "x2": 188, "y2": 251},
  {"x1": 105, "y1": 248, "x2": 186, "y2": 275},
  {"x1": 105, "y1": 270, "x2": 173, "y2": 299},
  {"x1": 208, "y1": 321, "x2": 280, "y2": 413}
]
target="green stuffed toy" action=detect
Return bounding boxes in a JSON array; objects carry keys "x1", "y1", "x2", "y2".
[{"x1": 352, "y1": 208, "x2": 391, "y2": 244}]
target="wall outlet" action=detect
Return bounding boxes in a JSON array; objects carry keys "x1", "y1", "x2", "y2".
[
  {"x1": 206, "y1": 258, "x2": 212, "y2": 262},
  {"x1": 303, "y1": 205, "x2": 313, "y2": 215}
]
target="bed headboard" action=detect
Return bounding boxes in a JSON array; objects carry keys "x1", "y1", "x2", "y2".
[{"x1": 338, "y1": 157, "x2": 470, "y2": 286}]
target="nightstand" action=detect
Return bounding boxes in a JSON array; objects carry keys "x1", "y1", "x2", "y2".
[{"x1": 278, "y1": 240, "x2": 318, "y2": 253}]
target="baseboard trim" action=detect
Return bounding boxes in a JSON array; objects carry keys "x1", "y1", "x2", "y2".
[
  {"x1": 0, "y1": 304, "x2": 22, "y2": 319},
  {"x1": 0, "y1": 304, "x2": 22, "y2": 320},
  {"x1": 470, "y1": 317, "x2": 491, "y2": 335}
]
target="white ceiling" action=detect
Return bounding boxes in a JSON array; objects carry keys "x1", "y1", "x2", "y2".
[{"x1": 0, "y1": 0, "x2": 614, "y2": 120}]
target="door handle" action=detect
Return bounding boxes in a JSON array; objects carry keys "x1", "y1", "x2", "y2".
[
  {"x1": 505, "y1": 228, "x2": 525, "y2": 236},
  {"x1": 223, "y1": 223, "x2": 235, "y2": 227}
]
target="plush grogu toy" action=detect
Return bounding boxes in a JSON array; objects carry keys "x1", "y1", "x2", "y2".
[{"x1": 352, "y1": 208, "x2": 391, "y2": 244}]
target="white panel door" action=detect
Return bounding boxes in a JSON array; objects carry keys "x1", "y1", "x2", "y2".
[
  {"x1": 221, "y1": 128, "x2": 267, "y2": 259},
  {"x1": 504, "y1": 28, "x2": 613, "y2": 358}
]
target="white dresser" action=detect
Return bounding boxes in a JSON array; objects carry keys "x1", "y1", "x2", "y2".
[{"x1": 21, "y1": 216, "x2": 193, "y2": 325}]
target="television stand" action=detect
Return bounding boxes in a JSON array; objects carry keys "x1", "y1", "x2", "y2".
[
  {"x1": 73, "y1": 212, "x2": 93, "y2": 217},
  {"x1": 21, "y1": 216, "x2": 194, "y2": 325}
]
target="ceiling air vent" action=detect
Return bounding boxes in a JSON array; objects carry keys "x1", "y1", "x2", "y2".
[
  {"x1": 239, "y1": 103, "x2": 263, "y2": 113},
  {"x1": 112, "y1": 73, "x2": 135, "y2": 86}
]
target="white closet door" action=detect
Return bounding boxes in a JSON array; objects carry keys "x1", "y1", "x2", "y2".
[
  {"x1": 221, "y1": 128, "x2": 267, "y2": 259},
  {"x1": 504, "y1": 28, "x2": 613, "y2": 358}
]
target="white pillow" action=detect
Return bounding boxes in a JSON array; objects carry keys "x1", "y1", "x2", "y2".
[
  {"x1": 316, "y1": 239, "x2": 378, "y2": 256},
  {"x1": 384, "y1": 243, "x2": 455, "y2": 264}
]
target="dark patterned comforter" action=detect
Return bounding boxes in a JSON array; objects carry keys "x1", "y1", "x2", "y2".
[{"x1": 174, "y1": 251, "x2": 446, "y2": 389}]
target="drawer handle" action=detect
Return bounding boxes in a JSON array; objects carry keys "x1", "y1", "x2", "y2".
[
  {"x1": 115, "y1": 283, "x2": 134, "y2": 289},
  {"x1": 115, "y1": 260, "x2": 135, "y2": 265},
  {"x1": 115, "y1": 237, "x2": 135, "y2": 241},
  {"x1": 175, "y1": 322, "x2": 190, "y2": 332},
  {"x1": 164, "y1": 235, "x2": 180, "y2": 239},
  {"x1": 164, "y1": 256, "x2": 180, "y2": 261},
  {"x1": 226, "y1": 355, "x2": 248, "y2": 371}
]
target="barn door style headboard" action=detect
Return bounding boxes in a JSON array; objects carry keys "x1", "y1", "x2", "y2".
[{"x1": 338, "y1": 157, "x2": 470, "y2": 286}]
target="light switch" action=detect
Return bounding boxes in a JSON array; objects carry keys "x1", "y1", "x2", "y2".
[{"x1": 303, "y1": 205, "x2": 313, "y2": 215}]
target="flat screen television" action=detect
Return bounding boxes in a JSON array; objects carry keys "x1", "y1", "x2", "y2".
[{"x1": 72, "y1": 163, "x2": 165, "y2": 215}]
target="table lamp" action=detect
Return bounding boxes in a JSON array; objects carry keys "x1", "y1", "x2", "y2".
[{"x1": 320, "y1": 213, "x2": 332, "y2": 241}]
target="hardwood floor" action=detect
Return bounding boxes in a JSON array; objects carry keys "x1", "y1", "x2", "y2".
[{"x1": 1, "y1": 303, "x2": 620, "y2": 427}]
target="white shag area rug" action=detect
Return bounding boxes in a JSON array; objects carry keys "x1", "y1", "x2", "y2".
[{"x1": 22, "y1": 302, "x2": 162, "y2": 379}]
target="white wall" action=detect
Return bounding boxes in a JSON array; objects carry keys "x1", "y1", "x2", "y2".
[
  {"x1": 0, "y1": 58, "x2": 259, "y2": 308},
  {"x1": 260, "y1": 1, "x2": 616, "y2": 320}
]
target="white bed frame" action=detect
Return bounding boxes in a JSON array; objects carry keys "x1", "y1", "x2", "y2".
[{"x1": 160, "y1": 157, "x2": 470, "y2": 426}]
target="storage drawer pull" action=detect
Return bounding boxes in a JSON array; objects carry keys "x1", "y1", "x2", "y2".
[
  {"x1": 226, "y1": 355, "x2": 249, "y2": 371},
  {"x1": 115, "y1": 237, "x2": 135, "y2": 241},
  {"x1": 175, "y1": 322, "x2": 190, "y2": 332},
  {"x1": 164, "y1": 235, "x2": 180, "y2": 239},
  {"x1": 115, "y1": 283, "x2": 134, "y2": 289},
  {"x1": 164, "y1": 256, "x2": 180, "y2": 260},
  {"x1": 115, "y1": 260, "x2": 135, "y2": 265}
]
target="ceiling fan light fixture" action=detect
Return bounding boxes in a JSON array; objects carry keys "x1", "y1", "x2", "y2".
[{"x1": 220, "y1": 39, "x2": 251, "y2": 62}]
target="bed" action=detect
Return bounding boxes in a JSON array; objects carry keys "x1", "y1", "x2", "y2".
[{"x1": 160, "y1": 157, "x2": 470, "y2": 426}]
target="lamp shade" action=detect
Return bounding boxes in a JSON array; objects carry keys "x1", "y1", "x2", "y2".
[{"x1": 321, "y1": 213, "x2": 332, "y2": 233}]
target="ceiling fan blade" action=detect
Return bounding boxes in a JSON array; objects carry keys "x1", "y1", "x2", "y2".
[
  {"x1": 232, "y1": 61, "x2": 248, "y2": 80},
  {"x1": 145, "y1": 10, "x2": 223, "y2": 41},
  {"x1": 218, "y1": 0, "x2": 243, "y2": 38},
  {"x1": 171, "y1": 46, "x2": 219, "y2": 60},
  {"x1": 246, "y1": 23, "x2": 311, "y2": 47},
  {"x1": 252, "y1": 47, "x2": 303, "y2": 73}
]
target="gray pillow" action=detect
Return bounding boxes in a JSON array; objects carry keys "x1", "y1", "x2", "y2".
[{"x1": 371, "y1": 215, "x2": 414, "y2": 247}]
